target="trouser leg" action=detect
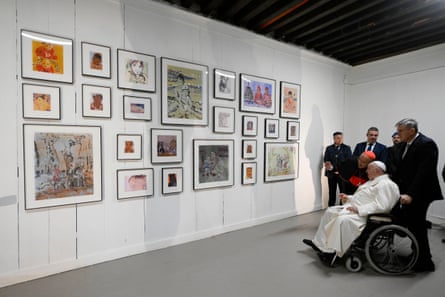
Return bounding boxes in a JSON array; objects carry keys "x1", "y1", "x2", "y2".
[{"x1": 327, "y1": 177, "x2": 338, "y2": 206}]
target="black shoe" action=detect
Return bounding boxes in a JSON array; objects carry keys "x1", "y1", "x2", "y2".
[
  {"x1": 302, "y1": 239, "x2": 322, "y2": 253},
  {"x1": 413, "y1": 260, "x2": 435, "y2": 272},
  {"x1": 317, "y1": 251, "x2": 337, "y2": 267}
]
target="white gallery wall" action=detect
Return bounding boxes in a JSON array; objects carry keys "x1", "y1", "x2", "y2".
[{"x1": 0, "y1": 0, "x2": 350, "y2": 286}]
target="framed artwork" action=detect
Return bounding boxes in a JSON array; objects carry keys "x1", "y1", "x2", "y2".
[
  {"x1": 242, "y1": 115, "x2": 258, "y2": 136},
  {"x1": 214, "y1": 68, "x2": 236, "y2": 100},
  {"x1": 161, "y1": 57, "x2": 209, "y2": 126},
  {"x1": 264, "y1": 142, "x2": 299, "y2": 183},
  {"x1": 82, "y1": 84, "x2": 111, "y2": 118},
  {"x1": 117, "y1": 134, "x2": 142, "y2": 160},
  {"x1": 265, "y1": 118, "x2": 279, "y2": 139},
  {"x1": 21, "y1": 30, "x2": 73, "y2": 83},
  {"x1": 239, "y1": 73, "x2": 276, "y2": 114},
  {"x1": 117, "y1": 49, "x2": 156, "y2": 92},
  {"x1": 162, "y1": 167, "x2": 183, "y2": 195},
  {"x1": 117, "y1": 168, "x2": 154, "y2": 200},
  {"x1": 151, "y1": 129, "x2": 183, "y2": 164},
  {"x1": 287, "y1": 121, "x2": 300, "y2": 141},
  {"x1": 81, "y1": 42, "x2": 111, "y2": 78},
  {"x1": 242, "y1": 139, "x2": 257, "y2": 159},
  {"x1": 280, "y1": 81, "x2": 301, "y2": 119},
  {"x1": 23, "y1": 124, "x2": 102, "y2": 209},
  {"x1": 22, "y1": 83, "x2": 60, "y2": 120},
  {"x1": 242, "y1": 162, "x2": 257, "y2": 185},
  {"x1": 123, "y1": 95, "x2": 152, "y2": 121},
  {"x1": 213, "y1": 106, "x2": 235, "y2": 134},
  {"x1": 193, "y1": 139, "x2": 234, "y2": 190}
]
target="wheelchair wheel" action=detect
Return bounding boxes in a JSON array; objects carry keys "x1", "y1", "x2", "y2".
[
  {"x1": 345, "y1": 255, "x2": 363, "y2": 272},
  {"x1": 365, "y1": 224, "x2": 419, "y2": 275}
]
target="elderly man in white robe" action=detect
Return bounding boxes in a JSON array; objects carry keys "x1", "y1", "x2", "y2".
[{"x1": 303, "y1": 161, "x2": 400, "y2": 265}]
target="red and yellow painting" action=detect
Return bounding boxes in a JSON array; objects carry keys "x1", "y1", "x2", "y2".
[{"x1": 32, "y1": 41, "x2": 64, "y2": 74}]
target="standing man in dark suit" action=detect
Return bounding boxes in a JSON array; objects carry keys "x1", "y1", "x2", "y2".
[
  {"x1": 386, "y1": 131, "x2": 403, "y2": 177},
  {"x1": 323, "y1": 132, "x2": 352, "y2": 206},
  {"x1": 391, "y1": 118, "x2": 443, "y2": 272},
  {"x1": 353, "y1": 127, "x2": 388, "y2": 162}
]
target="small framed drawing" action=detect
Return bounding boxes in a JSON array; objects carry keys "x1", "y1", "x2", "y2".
[
  {"x1": 22, "y1": 83, "x2": 60, "y2": 120},
  {"x1": 287, "y1": 121, "x2": 300, "y2": 141},
  {"x1": 161, "y1": 57, "x2": 209, "y2": 126},
  {"x1": 23, "y1": 124, "x2": 102, "y2": 209},
  {"x1": 21, "y1": 30, "x2": 73, "y2": 83},
  {"x1": 162, "y1": 167, "x2": 183, "y2": 195},
  {"x1": 242, "y1": 115, "x2": 258, "y2": 136},
  {"x1": 240, "y1": 73, "x2": 276, "y2": 114},
  {"x1": 265, "y1": 118, "x2": 279, "y2": 139},
  {"x1": 123, "y1": 95, "x2": 152, "y2": 121},
  {"x1": 82, "y1": 84, "x2": 111, "y2": 118},
  {"x1": 117, "y1": 134, "x2": 142, "y2": 160},
  {"x1": 213, "y1": 106, "x2": 235, "y2": 134},
  {"x1": 280, "y1": 81, "x2": 301, "y2": 119},
  {"x1": 81, "y1": 42, "x2": 111, "y2": 78},
  {"x1": 264, "y1": 142, "x2": 299, "y2": 183},
  {"x1": 193, "y1": 139, "x2": 234, "y2": 190},
  {"x1": 117, "y1": 168, "x2": 154, "y2": 200},
  {"x1": 151, "y1": 129, "x2": 183, "y2": 163},
  {"x1": 117, "y1": 49, "x2": 156, "y2": 92},
  {"x1": 242, "y1": 162, "x2": 257, "y2": 185},
  {"x1": 214, "y1": 68, "x2": 235, "y2": 100},
  {"x1": 242, "y1": 139, "x2": 257, "y2": 159}
]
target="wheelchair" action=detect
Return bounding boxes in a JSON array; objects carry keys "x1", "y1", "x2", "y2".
[{"x1": 343, "y1": 213, "x2": 419, "y2": 275}]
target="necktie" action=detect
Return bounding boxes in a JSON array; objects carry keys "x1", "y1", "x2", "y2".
[
  {"x1": 402, "y1": 143, "x2": 410, "y2": 159},
  {"x1": 366, "y1": 144, "x2": 372, "y2": 151}
]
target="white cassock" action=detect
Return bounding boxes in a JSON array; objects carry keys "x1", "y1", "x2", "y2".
[{"x1": 313, "y1": 174, "x2": 400, "y2": 257}]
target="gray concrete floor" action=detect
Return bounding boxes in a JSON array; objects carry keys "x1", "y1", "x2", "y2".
[{"x1": 1, "y1": 210, "x2": 445, "y2": 297}]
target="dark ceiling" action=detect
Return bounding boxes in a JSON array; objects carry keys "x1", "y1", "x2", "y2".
[{"x1": 156, "y1": 0, "x2": 445, "y2": 66}]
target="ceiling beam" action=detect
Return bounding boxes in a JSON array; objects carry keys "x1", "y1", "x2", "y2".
[{"x1": 318, "y1": 1, "x2": 442, "y2": 53}]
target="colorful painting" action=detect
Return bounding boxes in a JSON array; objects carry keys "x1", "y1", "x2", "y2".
[
  {"x1": 123, "y1": 96, "x2": 152, "y2": 121},
  {"x1": 280, "y1": 81, "x2": 301, "y2": 119},
  {"x1": 23, "y1": 125, "x2": 102, "y2": 209},
  {"x1": 81, "y1": 42, "x2": 111, "y2": 78},
  {"x1": 264, "y1": 142, "x2": 299, "y2": 182},
  {"x1": 193, "y1": 139, "x2": 234, "y2": 189},
  {"x1": 240, "y1": 74, "x2": 276, "y2": 114},
  {"x1": 151, "y1": 129, "x2": 183, "y2": 163},
  {"x1": 117, "y1": 168, "x2": 154, "y2": 199},
  {"x1": 21, "y1": 30, "x2": 73, "y2": 83},
  {"x1": 162, "y1": 167, "x2": 183, "y2": 194},
  {"x1": 242, "y1": 162, "x2": 257, "y2": 185},
  {"x1": 167, "y1": 65, "x2": 203, "y2": 120},
  {"x1": 117, "y1": 49, "x2": 156, "y2": 92},
  {"x1": 161, "y1": 58, "x2": 208, "y2": 125}
]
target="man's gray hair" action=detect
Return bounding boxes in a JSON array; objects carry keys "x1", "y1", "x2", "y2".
[{"x1": 395, "y1": 118, "x2": 418, "y2": 133}]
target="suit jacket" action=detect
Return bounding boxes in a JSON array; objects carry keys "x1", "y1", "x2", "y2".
[
  {"x1": 393, "y1": 133, "x2": 443, "y2": 204},
  {"x1": 353, "y1": 141, "x2": 388, "y2": 162},
  {"x1": 386, "y1": 143, "x2": 403, "y2": 178},
  {"x1": 323, "y1": 143, "x2": 352, "y2": 178}
]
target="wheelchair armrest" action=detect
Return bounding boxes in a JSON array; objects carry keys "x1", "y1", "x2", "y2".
[{"x1": 367, "y1": 213, "x2": 393, "y2": 223}]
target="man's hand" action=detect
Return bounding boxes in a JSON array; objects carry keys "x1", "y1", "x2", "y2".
[
  {"x1": 400, "y1": 194, "x2": 413, "y2": 205},
  {"x1": 339, "y1": 193, "x2": 349, "y2": 204},
  {"x1": 346, "y1": 206, "x2": 358, "y2": 214}
]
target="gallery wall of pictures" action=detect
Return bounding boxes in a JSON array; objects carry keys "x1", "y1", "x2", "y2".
[
  {"x1": 6, "y1": 0, "x2": 318, "y2": 285},
  {"x1": 19, "y1": 28, "x2": 302, "y2": 209}
]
